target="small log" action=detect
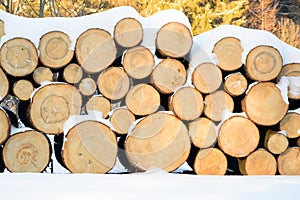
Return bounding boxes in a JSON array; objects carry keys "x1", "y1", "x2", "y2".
[
  {"x1": 243, "y1": 82, "x2": 288, "y2": 126},
  {"x1": 278, "y1": 147, "x2": 300, "y2": 175},
  {"x1": 212, "y1": 37, "x2": 243, "y2": 71},
  {"x1": 218, "y1": 116, "x2": 260, "y2": 157},
  {"x1": 245, "y1": 45, "x2": 282, "y2": 81},
  {"x1": 114, "y1": 17, "x2": 143, "y2": 48},
  {"x1": 110, "y1": 108, "x2": 135, "y2": 135},
  {"x1": 193, "y1": 148, "x2": 227, "y2": 175},
  {"x1": 97, "y1": 67, "x2": 130, "y2": 100},
  {"x1": 151, "y1": 58, "x2": 186, "y2": 94},
  {"x1": 63, "y1": 63, "x2": 83, "y2": 84},
  {"x1": 238, "y1": 149, "x2": 277, "y2": 175},
  {"x1": 0, "y1": 67, "x2": 9, "y2": 102},
  {"x1": 264, "y1": 130, "x2": 289, "y2": 154},
  {"x1": 0, "y1": 20, "x2": 4, "y2": 41},
  {"x1": 188, "y1": 117, "x2": 217, "y2": 149},
  {"x1": 156, "y1": 22, "x2": 193, "y2": 58},
  {"x1": 192, "y1": 62, "x2": 222, "y2": 94},
  {"x1": 280, "y1": 112, "x2": 300, "y2": 138},
  {"x1": 33, "y1": 66, "x2": 53, "y2": 85},
  {"x1": 171, "y1": 87, "x2": 204, "y2": 121},
  {"x1": 125, "y1": 113, "x2": 191, "y2": 172},
  {"x1": 86, "y1": 95, "x2": 111, "y2": 118},
  {"x1": 13, "y1": 79, "x2": 34, "y2": 101},
  {"x1": 224, "y1": 73, "x2": 248, "y2": 96},
  {"x1": 277, "y1": 63, "x2": 300, "y2": 99},
  {"x1": 62, "y1": 120, "x2": 117, "y2": 173},
  {"x1": 78, "y1": 77, "x2": 97, "y2": 96},
  {"x1": 0, "y1": 38, "x2": 38, "y2": 77},
  {"x1": 204, "y1": 90, "x2": 234, "y2": 122},
  {"x1": 123, "y1": 46, "x2": 154, "y2": 79},
  {"x1": 125, "y1": 84, "x2": 160, "y2": 116},
  {"x1": 39, "y1": 31, "x2": 74, "y2": 69},
  {"x1": 0, "y1": 108, "x2": 10, "y2": 145},
  {"x1": 75, "y1": 28, "x2": 117, "y2": 74},
  {"x1": 29, "y1": 83, "x2": 82, "y2": 134},
  {"x1": 3, "y1": 130, "x2": 51, "y2": 172}
]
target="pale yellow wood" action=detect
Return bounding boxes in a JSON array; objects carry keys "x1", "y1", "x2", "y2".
[
  {"x1": 213, "y1": 37, "x2": 243, "y2": 71},
  {"x1": 224, "y1": 73, "x2": 248, "y2": 96},
  {"x1": 0, "y1": 108, "x2": 10, "y2": 145},
  {"x1": 78, "y1": 77, "x2": 97, "y2": 96},
  {"x1": 156, "y1": 22, "x2": 193, "y2": 58},
  {"x1": 151, "y1": 58, "x2": 186, "y2": 94},
  {"x1": 188, "y1": 117, "x2": 217, "y2": 149},
  {"x1": 29, "y1": 83, "x2": 82, "y2": 134},
  {"x1": 114, "y1": 18, "x2": 143, "y2": 48},
  {"x1": 110, "y1": 108, "x2": 135, "y2": 134},
  {"x1": 278, "y1": 147, "x2": 300, "y2": 175},
  {"x1": 33, "y1": 67, "x2": 53, "y2": 85},
  {"x1": 277, "y1": 63, "x2": 300, "y2": 99},
  {"x1": 125, "y1": 113, "x2": 191, "y2": 172},
  {"x1": 86, "y1": 95, "x2": 111, "y2": 118},
  {"x1": 75, "y1": 28, "x2": 116, "y2": 74},
  {"x1": 97, "y1": 67, "x2": 130, "y2": 100},
  {"x1": 171, "y1": 87, "x2": 203, "y2": 121},
  {"x1": 243, "y1": 82, "x2": 288, "y2": 126},
  {"x1": 246, "y1": 45, "x2": 282, "y2": 81},
  {"x1": 63, "y1": 63, "x2": 83, "y2": 84},
  {"x1": 204, "y1": 90, "x2": 234, "y2": 121},
  {"x1": 264, "y1": 130, "x2": 288, "y2": 154},
  {"x1": 0, "y1": 67, "x2": 9, "y2": 102},
  {"x1": 123, "y1": 46, "x2": 154, "y2": 79},
  {"x1": 0, "y1": 38, "x2": 38, "y2": 77},
  {"x1": 3, "y1": 130, "x2": 51, "y2": 172},
  {"x1": 125, "y1": 84, "x2": 160, "y2": 116},
  {"x1": 62, "y1": 120, "x2": 117, "y2": 173},
  {"x1": 192, "y1": 62, "x2": 222, "y2": 94},
  {"x1": 39, "y1": 31, "x2": 74, "y2": 69},
  {"x1": 280, "y1": 112, "x2": 300, "y2": 138},
  {"x1": 13, "y1": 79, "x2": 34, "y2": 101},
  {"x1": 218, "y1": 116, "x2": 260, "y2": 157},
  {"x1": 0, "y1": 20, "x2": 4, "y2": 42}
]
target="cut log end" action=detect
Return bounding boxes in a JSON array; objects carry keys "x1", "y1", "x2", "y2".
[
  {"x1": 224, "y1": 73, "x2": 248, "y2": 96},
  {"x1": 63, "y1": 63, "x2": 83, "y2": 84},
  {"x1": 13, "y1": 79, "x2": 34, "y2": 101},
  {"x1": 0, "y1": 20, "x2": 4, "y2": 41},
  {"x1": 264, "y1": 130, "x2": 288, "y2": 155},
  {"x1": 33, "y1": 67, "x2": 53, "y2": 85},
  {"x1": 78, "y1": 77, "x2": 97, "y2": 96},
  {"x1": 86, "y1": 95, "x2": 111, "y2": 118},
  {"x1": 278, "y1": 147, "x2": 300, "y2": 175},
  {"x1": 0, "y1": 67, "x2": 9, "y2": 102},
  {"x1": 280, "y1": 112, "x2": 300, "y2": 138},
  {"x1": 110, "y1": 108, "x2": 135, "y2": 135},
  {"x1": 0, "y1": 108, "x2": 10, "y2": 145}
]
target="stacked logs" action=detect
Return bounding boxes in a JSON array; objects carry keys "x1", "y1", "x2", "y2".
[{"x1": 0, "y1": 16, "x2": 300, "y2": 175}]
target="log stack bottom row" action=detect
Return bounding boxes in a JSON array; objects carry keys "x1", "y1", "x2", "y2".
[{"x1": 0, "y1": 15, "x2": 300, "y2": 175}]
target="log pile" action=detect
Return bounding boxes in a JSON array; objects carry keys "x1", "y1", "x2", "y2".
[{"x1": 0, "y1": 13, "x2": 300, "y2": 175}]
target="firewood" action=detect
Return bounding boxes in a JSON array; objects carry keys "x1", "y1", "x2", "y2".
[
  {"x1": 125, "y1": 84, "x2": 160, "y2": 116},
  {"x1": 192, "y1": 62, "x2": 222, "y2": 94},
  {"x1": 0, "y1": 108, "x2": 10, "y2": 145},
  {"x1": 0, "y1": 20, "x2": 4, "y2": 41},
  {"x1": 156, "y1": 22, "x2": 193, "y2": 58},
  {"x1": 218, "y1": 116, "x2": 260, "y2": 157},
  {"x1": 0, "y1": 67, "x2": 9, "y2": 102},
  {"x1": 62, "y1": 120, "x2": 117, "y2": 173},
  {"x1": 277, "y1": 63, "x2": 300, "y2": 99},
  {"x1": 243, "y1": 82, "x2": 288, "y2": 126},
  {"x1": 0, "y1": 38, "x2": 38, "y2": 77},
  {"x1": 188, "y1": 117, "x2": 217, "y2": 149},
  {"x1": 33, "y1": 67, "x2": 53, "y2": 85},
  {"x1": 75, "y1": 28, "x2": 117, "y2": 74},
  {"x1": 193, "y1": 148, "x2": 227, "y2": 175},
  {"x1": 114, "y1": 18, "x2": 143, "y2": 48},
  {"x1": 125, "y1": 112, "x2": 191, "y2": 172},
  {"x1": 86, "y1": 95, "x2": 111, "y2": 118},
  {"x1": 278, "y1": 147, "x2": 300, "y2": 175},
  {"x1": 29, "y1": 83, "x2": 82, "y2": 134},
  {"x1": 13, "y1": 79, "x2": 34, "y2": 101},
  {"x1": 280, "y1": 112, "x2": 300, "y2": 138},
  {"x1": 97, "y1": 67, "x2": 130, "y2": 100},
  {"x1": 264, "y1": 130, "x2": 288, "y2": 154},
  {"x1": 238, "y1": 149, "x2": 277, "y2": 175},
  {"x1": 110, "y1": 108, "x2": 135, "y2": 135},
  {"x1": 3, "y1": 130, "x2": 51, "y2": 172},
  {"x1": 245, "y1": 45, "x2": 282, "y2": 81},
  {"x1": 123, "y1": 46, "x2": 154, "y2": 79},
  {"x1": 63, "y1": 63, "x2": 83, "y2": 84},
  {"x1": 171, "y1": 87, "x2": 204, "y2": 121},
  {"x1": 213, "y1": 37, "x2": 243, "y2": 71},
  {"x1": 151, "y1": 58, "x2": 186, "y2": 94},
  {"x1": 78, "y1": 77, "x2": 97, "y2": 96},
  {"x1": 204, "y1": 90, "x2": 234, "y2": 121},
  {"x1": 38, "y1": 31, "x2": 74, "y2": 69},
  {"x1": 224, "y1": 73, "x2": 248, "y2": 96}
]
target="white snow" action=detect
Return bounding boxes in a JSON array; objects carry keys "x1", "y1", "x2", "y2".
[
  {"x1": 277, "y1": 130, "x2": 287, "y2": 137},
  {"x1": 276, "y1": 76, "x2": 290, "y2": 104},
  {"x1": 10, "y1": 126, "x2": 32, "y2": 135}
]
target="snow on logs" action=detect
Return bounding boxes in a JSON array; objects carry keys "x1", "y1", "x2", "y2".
[{"x1": 0, "y1": 9, "x2": 300, "y2": 175}]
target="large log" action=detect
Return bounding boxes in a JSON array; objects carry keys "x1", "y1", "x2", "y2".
[
  {"x1": 13, "y1": 79, "x2": 34, "y2": 101},
  {"x1": 264, "y1": 130, "x2": 288, "y2": 154},
  {"x1": 0, "y1": 108, "x2": 10, "y2": 145},
  {"x1": 125, "y1": 112, "x2": 191, "y2": 172},
  {"x1": 277, "y1": 63, "x2": 300, "y2": 99},
  {"x1": 62, "y1": 120, "x2": 117, "y2": 173},
  {"x1": 85, "y1": 95, "x2": 111, "y2": 118},
  {"x1": 280, "y1": 112, "x2": 300, "y2": 138},
  {"x1": 33, "y1": 67, "x2": 54, "y2": 85},
  {"x1": 0, "y1": 38, "x2": 38, "y2": 77},
  {"x1": 0, "y1": 67, "x2": 9, "y2": 102},
  {"x1": 110, "y1": 108, "x2": 135, "y2": 135},
  {"x1": 3, "y1": 130, "x2": 51, "y2": 172},
  {"x1": 278, "y1": 147, "x2": 300, "y2": 175},
  {"x1": 62, "y1": 63, "x2": 83, "y2": 84}
]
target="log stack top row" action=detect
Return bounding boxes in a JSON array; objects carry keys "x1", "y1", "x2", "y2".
[{"x1": 0, "y1": 15, "x2": 300, "y2": 175}]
